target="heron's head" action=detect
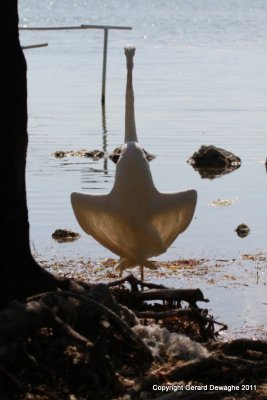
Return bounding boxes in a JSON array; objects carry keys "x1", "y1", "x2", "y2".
[
  {"x1": 124, "y1": 45, "x2": 135, "y2": 68},
  {"x1": 124, "y1": 45, "x2": 135, "y2": 57}
]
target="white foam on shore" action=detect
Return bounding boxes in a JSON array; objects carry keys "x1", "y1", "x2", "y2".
[{"x1": 133, "y1": 323, "x2": 209, "y2": 361}]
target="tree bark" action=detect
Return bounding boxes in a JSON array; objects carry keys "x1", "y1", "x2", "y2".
[{"x1": 0, "y1": 1, "x2": 60, "y2": 306}]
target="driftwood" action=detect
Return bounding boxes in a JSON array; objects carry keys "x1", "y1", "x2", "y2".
[
  {"x1": 136, "y1": 309, "x2": 227, "y2": 334},
  {"x1": 109, "y1": 279, "x2": 266, "y2": 399},
  {"x1": 208, "y1": 338, "x2": 267, "y2": 354},
  {"x1": 130, "y1": 288, "x2": 209, "y2": 307},
  {"x1": 109, "y1": 275, "x2": 221, "y2": 341},
  {"x1": 109, "y1": 274, "x2": 209, "y2": 308},
  {"x1": 108, "y1": 275, "x2": 208, "y2": 302}
]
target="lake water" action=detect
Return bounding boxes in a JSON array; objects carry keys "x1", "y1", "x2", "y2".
[{"x1": 19, "y1": 0, "x2": 266, "y2": 338}]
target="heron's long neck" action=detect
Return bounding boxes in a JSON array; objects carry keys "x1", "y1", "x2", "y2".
[{"x1": 125, "y1": 56, "x2": 138, "y2": 143}]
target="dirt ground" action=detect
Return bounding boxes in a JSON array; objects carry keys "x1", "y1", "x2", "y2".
[{"x1": 0, "y1": 257, "x2": 266, "y2": 400}]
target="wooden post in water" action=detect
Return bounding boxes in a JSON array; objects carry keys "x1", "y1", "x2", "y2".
[
  {"x1": 20, "y1": 24, "x2": 132, "y2": 104},
  {"x1": 101, "y1": 28, "x2": 109, "y2": 105},
  {"x1": 22, "y1": 43, "x2": 48, "y2": 50}
]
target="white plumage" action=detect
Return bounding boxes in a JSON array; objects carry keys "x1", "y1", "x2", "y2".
[{"x1": 71, "y1": 45, "x2": 197, "y2": 276}]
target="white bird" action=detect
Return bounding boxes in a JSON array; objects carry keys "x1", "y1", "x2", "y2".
[{"x1": 71, "y1": 45, "x2": 197, "y2": 279}]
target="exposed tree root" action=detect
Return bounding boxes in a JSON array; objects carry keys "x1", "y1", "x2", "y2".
[
  {"x1": 109, "y1": 274, "x2": 225, "y2": 341},
  {"x1": 0, "y1": 277, "x2": 266, "y2": 400}
]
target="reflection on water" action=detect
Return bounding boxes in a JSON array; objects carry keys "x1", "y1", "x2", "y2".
[
  {"x1": 81, "y1": 166, "x2": 111, "y2": 189},
  {"x1": 191, "y1": 164, "x2": 241, "y2": 180},
  {"x1": 101, "y1": 104, "x2": 109, "y2": 174}
]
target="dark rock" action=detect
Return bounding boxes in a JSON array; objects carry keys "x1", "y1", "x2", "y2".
[
  {"x1": 235, "y1": 224, "x2": 250, "y2": 238},
  {"x1": 52, "y1": 229, "x2": 80, "y2": 243},
  {"x1": 53, "y1": 149, "x2": 104, "y2": 159},
  {"x1": 54, "y1": 150, "x2": 67, "y2": 158},
  {"x1": 109, "y1": 147, "x2": 121, "y2": 163},
  {"x1": 83, "y1": 150, "x2": 104, "y2": 159},
  {"x1": 109, "y1": 146, "x2": 155, "y2": 164},
  {"x1": 188, "y1": 145, "x2": 241, "y2": 179}
]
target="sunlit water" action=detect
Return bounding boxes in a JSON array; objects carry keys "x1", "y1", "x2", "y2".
[{"x1": 19, "y1": 0, "x2": 266, "y2": 338}]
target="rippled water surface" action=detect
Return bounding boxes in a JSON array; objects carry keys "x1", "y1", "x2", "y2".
[{"x1": 19, "y1": 0, "x2": 266, "y2": 337}]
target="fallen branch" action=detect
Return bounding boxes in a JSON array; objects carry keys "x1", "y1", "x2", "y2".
[
  {"x1": 209, "y1": 338, "x2": 267, "y2": 354},
  {"x1": 107, "y1": 273, "x2": 167, "y2": 291},
  {"x1": 130, "y1": 288, "x2": 209, "y2": 307},
  {"x1": 109, "y1": 276, "x2": 223, "y2": 341},
  {"x1": 136, "y1": 308, "x2": 227, "y2": 335}
]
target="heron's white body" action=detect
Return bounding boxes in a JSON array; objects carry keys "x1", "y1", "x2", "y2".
[{"x1": 71, "y1": 45, "x2": 197, "y2": 273}]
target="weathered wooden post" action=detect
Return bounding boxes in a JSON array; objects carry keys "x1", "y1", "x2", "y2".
[
  {"x1": 20, "y1": 24, "x2": 132, "y2": 104},
  {"x1": 101, "y1": 28, "x2": 109, "y2": 105}
]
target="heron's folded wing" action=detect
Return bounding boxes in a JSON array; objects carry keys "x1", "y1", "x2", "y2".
[
  {"x1": 150, "y1": 189, "x2": 197, "y2": 248},
  {"x1": 71, "y1": 191, "x2": 168, "y2": 260},
  {"x1": 71, "y1": 192, "x2": 127, "y2": 256}
]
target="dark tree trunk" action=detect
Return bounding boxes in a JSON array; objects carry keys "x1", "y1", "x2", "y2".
[{"x1": 0, "y1": 1, "x2": 60, "y2": 306}]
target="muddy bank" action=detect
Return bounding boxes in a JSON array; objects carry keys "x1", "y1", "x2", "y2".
[{"x1": 0, "y1": 270, "x2": 266, "y2": 400}]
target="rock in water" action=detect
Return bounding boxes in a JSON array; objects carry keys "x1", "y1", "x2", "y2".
[
  {"x1": 109, "y1": 146, "x2": 155, "y2": 164},
  {"x1": 52, "y1": 229, "x2": 80, "y2": 243},
  {"x1": 235, "y1": 224, "x2": 250, "y2": 238},
  {"x1": 188, "y1": 145, "x2": 241, "y2": 179}
]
